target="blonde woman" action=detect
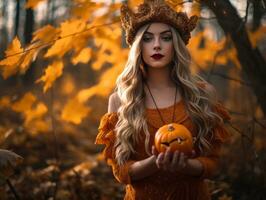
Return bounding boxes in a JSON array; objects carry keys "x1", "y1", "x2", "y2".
[{"x1": 95, "y1": 1, "x2": 231, "y2": 199}]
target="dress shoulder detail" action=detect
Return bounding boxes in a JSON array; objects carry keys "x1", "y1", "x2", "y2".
[{"x1": 95, "y1": 112, "x2": 118, "y2": 145}]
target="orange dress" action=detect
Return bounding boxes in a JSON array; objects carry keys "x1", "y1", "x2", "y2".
[{"x1": 95, "y1": 99, "x2": 231, "y2": 200}]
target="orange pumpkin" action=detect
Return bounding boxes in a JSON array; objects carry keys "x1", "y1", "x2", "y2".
[{"x1": 154, "y1": 123, "x2": 193, "y2": 155}]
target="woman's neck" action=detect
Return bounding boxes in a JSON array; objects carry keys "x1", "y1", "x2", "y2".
[{"x1": 145, "y1": 65, "x2": 176, "y2": 90}]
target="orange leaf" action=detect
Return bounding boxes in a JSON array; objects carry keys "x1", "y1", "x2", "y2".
[
  {"x1": 45, "y1": 19, "x2": 86, "y2": 58},
  {"x1": 0, "y1": 96, "x2": 11, "y2": 108},
  {"x1": 61, "y1": 98, "x2": 90, "y2": 124},
  {"x1": 248, "y1": 26, "x2": 266, "y2": 48},
  {"x1": 24, "y1": 102, "x2": 48, "y2": 125},
  {"x1": 71, "y1": 48, "x2": 92, "y2": 65},
  {"x1": 32, "y1": 25, "x2": 59, "y2": 43},
  {"x1": 10, "y1": 93, "x2": 48, "y2": 134},
  {"x1": 11, "y1": 92, "x2": 36, "y2": 112},
  {"x1": 36, "y1": 61, "x2": 64, "y2": 92},
  {"x1": 0, "y1": 37, "x2": 23, "y2": 66},
  {"x1": 0, "y1": 37, "x2": 24, "y2": 79},
  {"x1": 20, "y1": 42, "x2": 43, "y2": 73},
  {"x1": 25, "y1": 119, "x2": 49, "y2": 135}
]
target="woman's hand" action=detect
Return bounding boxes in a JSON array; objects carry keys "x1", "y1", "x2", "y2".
[{"x1": 152, "y1": 145, "x2": 195, "y2": 173}]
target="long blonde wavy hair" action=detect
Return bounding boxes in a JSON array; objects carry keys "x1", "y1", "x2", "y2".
[{"x1": 113, "y1": 23, "x2": 224, "y2": 166}]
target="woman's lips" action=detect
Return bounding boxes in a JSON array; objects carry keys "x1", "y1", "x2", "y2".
[{"x1": 151, "y1": 54, "x2": 164, "y2": 60}]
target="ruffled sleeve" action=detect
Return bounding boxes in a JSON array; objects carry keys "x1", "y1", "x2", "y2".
[
  {"x1": 196, "y1": 101, "x2": 232, "y2": 179},
  {"x1": 95, "y1": 112, "x2": 136, "y2": 185}
]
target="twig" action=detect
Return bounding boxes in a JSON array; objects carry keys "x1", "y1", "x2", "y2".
[
  {"x1": 1, "y1": 20, "x2": 120, "y2": 60},
  {"x1": 207, "y1": 36, "x2": 230, "y2": 82},
  {"x1": 211, "y1": 72, "x2": 253, "y2": 87},
  {"x1": 6, "y1": 179, "x2": 20, "y2": 200},
  {"x1": 227, "y1": 121, "x2": 253, "y2": 142}
]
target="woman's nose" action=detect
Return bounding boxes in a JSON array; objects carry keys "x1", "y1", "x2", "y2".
[{"x1": 153, "y1": 37, "x2": 161, "y2": 51}]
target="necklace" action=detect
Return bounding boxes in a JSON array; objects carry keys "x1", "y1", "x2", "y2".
[
  {"x1": 145, "y1": 82, "x2": 194, "y2": 154},
  {"x1": 144, "y1": 82, "x2": 178, "y2": 126}
]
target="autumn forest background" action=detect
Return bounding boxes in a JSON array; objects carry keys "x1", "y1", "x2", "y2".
[{"x1": 0, "y1": 0, "x2": 266, "y2": 199}]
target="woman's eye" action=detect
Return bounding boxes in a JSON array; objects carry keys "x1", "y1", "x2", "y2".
[
  {"x1": 142, "y1": 36, "x2": 152, "y2": 42},
  {"x1": 162, "y1": 36, "x2": 172, "y2": 41}
]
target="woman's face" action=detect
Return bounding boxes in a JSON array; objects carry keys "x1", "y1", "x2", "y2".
[{"x1": 141, "y1": 22, "x2": 174, "y2": 69}]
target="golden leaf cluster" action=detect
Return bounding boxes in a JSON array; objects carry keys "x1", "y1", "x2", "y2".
[{"x1": 0, "y1": 93, "x2": 48, "y2": 134}]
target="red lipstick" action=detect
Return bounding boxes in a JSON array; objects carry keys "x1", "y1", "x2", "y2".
[{"x1": 151, "y1": 53, "x2": 164, "y2": 60}]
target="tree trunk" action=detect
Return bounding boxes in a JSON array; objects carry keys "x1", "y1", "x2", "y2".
[
  {"x1": 252, "y1": 0, "x2": 265, "y2": 31},
  {"x1": 22, "y1": 3, "x2": 35, "y2": 85},
  {"x1": 202, "y1": 0, "x2": 266, "y2": 116},
  {"x1": 14, "y1": 0, "x2": 20, "y2": 37}
]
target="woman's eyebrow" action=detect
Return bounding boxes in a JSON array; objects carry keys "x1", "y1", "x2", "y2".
[{"x1": 144, "y1": 30, "x2": 171, "y2": 35}]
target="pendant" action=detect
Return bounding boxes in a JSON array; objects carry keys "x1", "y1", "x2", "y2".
[{"x1": 154, "y1": 123, "x2": 193, "y2": 155}]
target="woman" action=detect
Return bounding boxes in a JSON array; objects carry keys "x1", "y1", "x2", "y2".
[{"x1": 95, "y1": 1, "x2": 231, "y2": 199}]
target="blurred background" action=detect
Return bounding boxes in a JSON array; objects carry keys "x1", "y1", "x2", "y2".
[{"x1": 0, "y1": 0, "x2": 265, "y2": 199}]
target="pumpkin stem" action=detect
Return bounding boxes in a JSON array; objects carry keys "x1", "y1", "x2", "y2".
[{"x1": 168, "y1": 124, "x2": 175, "y2": 131}]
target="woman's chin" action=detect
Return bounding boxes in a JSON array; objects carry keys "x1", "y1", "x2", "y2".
[{"x1": 147, "y1": 63, "x2": 169, "y2": 69}]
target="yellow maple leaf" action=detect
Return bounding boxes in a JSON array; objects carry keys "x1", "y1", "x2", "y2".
[
  {"x1": 248, "y1": 26, "x2": 266, "y2": 48},
  {"x1": 25, "y1": 119, "x2": 49, "y2": 135},
  {"x1": 24, "y1": 102, "x2": 48, "y2": 134},
  {"x1": 0, "y1": 37, "x2": 23, "y2": 66},
  {"x1": 32, "y1": 25, "x2": 59, "y2": 43},
  {"x1": 0, "y1": 37, "x2": 25, "y2": 79},
  {"x1": 0, "y1": 37, "x2": 44, "y2": 78},
  {"x1": 20, "y1": 41, "x2": 43, "y2": 74},
  {"x1": 24, "y1": 102, "x2": 48, "y2": 125},
  {"x1": 60, "y1": 74, "x2": 76, "y2": 95},
  {"x1": 45, "y1": 19, "x2": 86, "y2": 58},
  {"x1": 25, "y1": 0, "x2": 47, "y2": 9},
  {"x1": 71, "y1": 48, "x2": 92, "y2": 65},
  {"x1": 78, "y1": 50, "x2": 128, "y2": 103},
  {"x1": 0, "y1": 96, "x2": 11, "y2": 108},
  {"x1": 36, "y1": 61, "x2": 64, "y2": 92},
  {"x1": 11, "y1": 92, "x2": 36, "y2": 112},
  {"x1": 61, "y1": 98, "x2": 90, "y2": 124},
  {"x1": 10, "y1": 92, "x2": 48, "y2": 134}
]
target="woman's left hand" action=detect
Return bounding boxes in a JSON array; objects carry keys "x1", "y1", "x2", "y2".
[{"x1": 155, "y1": 147, "x2": 192, "y2": 173}]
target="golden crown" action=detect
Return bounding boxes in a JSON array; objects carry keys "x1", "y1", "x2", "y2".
[{"x1": 120, "y1": 0, "x2": 198, "y2": 46}]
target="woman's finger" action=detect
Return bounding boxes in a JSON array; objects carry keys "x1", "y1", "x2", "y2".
[
  {"x1": 178, "y1": 152, "x2": 187, "y2": 170},
  {"x1": 190, "y1": 149, "x2": 196, "y2": 158},
  {"x1": 170, "y1": 150, "x2": 180, "y2": 172},
  {"x1": 162, "y1": 148, "x2": 172, "y2": 170},
  {"x1": 156, "y1": 152, "x2": 164, "y2": 169},
  {"x1": 152, "y1": 145, "x2": 159, "y2": 157}
]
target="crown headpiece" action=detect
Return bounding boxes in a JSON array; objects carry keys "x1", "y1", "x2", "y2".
[{"x1": 120, "y1": 0, "x2": 198, "y2": 46}]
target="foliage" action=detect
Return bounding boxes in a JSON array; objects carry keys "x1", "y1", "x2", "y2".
[{"x1": 0, "y1": 0, "x2": 265, "y2": 199}]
